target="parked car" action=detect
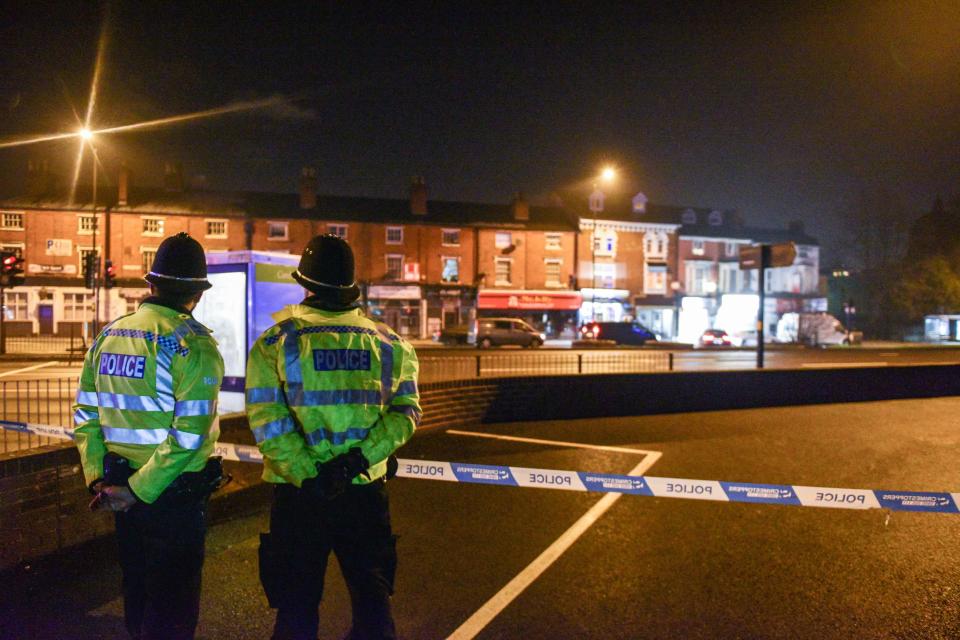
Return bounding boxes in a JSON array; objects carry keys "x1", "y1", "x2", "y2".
[
  {"x1": 699, "y1": 329, "x2": 733, "y2": 347},
  {"x1": 468, "y1": 318, "x2": 544, "y2": 348},
  {"x1": 433, "y1": 324, "x2": 470, "y2": 346},
  {"x1": 578, "y1": 321, "x2": 657, "y2": 346}
]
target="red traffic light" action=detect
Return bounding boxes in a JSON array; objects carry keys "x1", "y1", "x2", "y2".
[{"x1": 2, "y1": 255, "x2": 16, "y2": 267}]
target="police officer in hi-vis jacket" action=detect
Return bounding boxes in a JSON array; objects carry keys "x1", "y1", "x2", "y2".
[
  {"x1": 73, "y1": 232, "x2": 224, "y2": 640},
  {"x1": 247, "y1": 234, "x2": 421, "y2": 640}
]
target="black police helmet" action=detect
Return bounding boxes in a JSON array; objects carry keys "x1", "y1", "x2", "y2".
[
  {"x1": 143, "y1": 232, "x2": 212, "y2": 294},
  {"x1": 293, "y1": 234, "x2": 360, "y2": 303}
]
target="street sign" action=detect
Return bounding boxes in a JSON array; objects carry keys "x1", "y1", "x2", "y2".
[{"x1": 739, "y1": 242, "x2": 797, "y2": 269}]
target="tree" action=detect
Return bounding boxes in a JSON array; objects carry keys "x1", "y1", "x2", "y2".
[{"x1": 891, "y1": 254, "x2": 960, "y2": 324}]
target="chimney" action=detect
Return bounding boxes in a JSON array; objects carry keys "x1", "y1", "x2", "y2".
[
  {"x1": 163, "y1": 162, "x2": 184, "y2": 192},
  {"x1": 511, "y1": 192, "x2": 530, "y2": 221},
  {"x1": 27, "y1": 159, "x2": 55, "y2": 196},
  {"x1": 118, "y1": 164, "x2": 130, "y2": 206},
  {"x1": 410, "y1": 176, "x2": 427, "y2": 216},
  {"x1": 299, "y1": 166, "x2": 317, "y2": 209}
]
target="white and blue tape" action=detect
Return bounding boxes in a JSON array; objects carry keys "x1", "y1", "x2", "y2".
[{"x1": 4, "y1": 419, "x2": 957, "y2": 514}]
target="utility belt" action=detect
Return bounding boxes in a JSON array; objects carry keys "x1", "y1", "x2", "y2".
[{"x1": 103, "y1": 451, "x2": 230, "y2": 503}]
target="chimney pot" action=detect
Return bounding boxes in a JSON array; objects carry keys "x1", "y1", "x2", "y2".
[
  {"x1": 299, "y1": 166, "x2": 317, "y2": 209},
  {"x1": 118, "y1": 164, "x2": 130, "y2": 206},
  {"x1": 410, "y1": 176, "x2": 427, "y2": 216},
  {"x1": 511, "y1": 192, "x2": 530, "y2": 221}
]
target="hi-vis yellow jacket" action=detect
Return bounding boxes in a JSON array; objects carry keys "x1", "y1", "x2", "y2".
[
  {"x1": 246, "y1": 304, "x2": 421, "y2": 487},
  {"x1": 73, "y1": 302, "x2": 224, "y2": 504}
]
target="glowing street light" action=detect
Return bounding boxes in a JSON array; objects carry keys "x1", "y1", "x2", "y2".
[
  {"x1": 79, "y1": 127, "x2": 93, "y2": 141},
  {"x1": 600, "y1": 165, "x2": 617, "y2": 184}
]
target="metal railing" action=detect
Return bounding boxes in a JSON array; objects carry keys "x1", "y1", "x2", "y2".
[
  {"x1": 0, "y1": 324, "x2": 87, "y2": 360},
  {"x1": 418, "y1": 350, "x2": 673, "y2": 384},
  {"x1": 0, "y1": 377, "x2": 78, "y2": 454},
  {"x1": 0, "y1": 352, "x2": 672, "y2": 454}
]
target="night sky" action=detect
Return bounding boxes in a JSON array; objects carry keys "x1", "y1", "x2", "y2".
[{"x1": 1, "y1": 2, "x2": 958, "y2": 266}]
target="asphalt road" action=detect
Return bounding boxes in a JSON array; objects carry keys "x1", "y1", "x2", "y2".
[{"x1": 7, "y1": 397, "x2": 960, "y2": 639}]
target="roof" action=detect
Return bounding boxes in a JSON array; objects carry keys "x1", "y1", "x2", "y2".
[
  {"x1": 680, "y1": 223, "x2": 819, "y2": 245},
  {"x1": 0, "y1": 187, "x2": 578, "y2": 231}
]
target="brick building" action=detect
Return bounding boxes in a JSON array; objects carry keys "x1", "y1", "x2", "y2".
[{"x1": 0, "y1": 168, "x2": 579, "y2": 339}]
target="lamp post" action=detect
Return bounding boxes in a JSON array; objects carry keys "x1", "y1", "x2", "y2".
[
  {"x1": 80, "y1": 128, "x2": 102, "y2": 335},
  {"x1": 589, "y1": 165, "x2": 617, "y2": 322},
  {"x1": 670, "y1": 280, "x2": 682, "y2": 340}
]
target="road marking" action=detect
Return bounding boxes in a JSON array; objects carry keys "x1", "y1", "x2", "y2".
[
  {"x1": 800, "y1": 362, "x2": 888, "y2": 368},
  {"x1": 0, "y1": 361, "x2": 59, "y2": 378},
  {"x1": 445, "y1": 432, "x2": 661, "y2": 640},
  {"x1": 447, "y1": 456, "x2": 656, "y2": 640},
  {"x1": 447, "y1": 429, "x2": 662, "y2": 459}
]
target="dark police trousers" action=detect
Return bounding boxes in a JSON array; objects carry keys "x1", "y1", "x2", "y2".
[
  {"x1": 260, "y1": 480, "x2": 398, "y2": 640},
  {"x1": 114, "y1": 492, "x2": 208, "y2": 640}
]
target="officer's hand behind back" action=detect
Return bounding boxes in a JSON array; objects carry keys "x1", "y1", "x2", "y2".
[{"x1": 304, "y1": 448, "x2": 370, "y2": 500}]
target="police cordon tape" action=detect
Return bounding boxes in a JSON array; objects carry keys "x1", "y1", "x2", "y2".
[{"x1": 4, "y1": 418, "x2": 959, "y2": 514}]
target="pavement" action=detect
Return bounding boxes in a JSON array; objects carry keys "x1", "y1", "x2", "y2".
[{"x1": 5, "y1": 397, "x2": 960, "y2": 639}]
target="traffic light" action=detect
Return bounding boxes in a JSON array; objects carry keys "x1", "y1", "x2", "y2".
[
  {"x1": 83, "y1": 253, "x2": 97, "y2": 290},
  {"x1": 0, "y1": 252, "x2": 25, "y2": 288},
  {"x1": 104, "y1": 259, "x2": 116, "y2": 289}
]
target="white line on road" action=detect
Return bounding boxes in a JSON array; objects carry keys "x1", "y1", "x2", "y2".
[
  {"x1": 445, "y1": 432, "x2": 661, "y2": 640},
  {"x1": 800, "y1": 362, "x2": 888, "y2": 368},
  {"x1": 0, "y1": 361, "x2": 59, "y2": 378},
  {"x1": 446, "y1": 456, "x2": 656, "y2": 640},
  {"x1": 447, "y1": 429, "x2": 662, "y2": 459}
]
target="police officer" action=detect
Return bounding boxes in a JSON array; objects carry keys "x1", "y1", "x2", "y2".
[
  {"x1": 73, "y1": 232, "x2": 224, "y2": 640},
  {"x1": 247, "y1": 234, "x2": 421, "y2": 640}
]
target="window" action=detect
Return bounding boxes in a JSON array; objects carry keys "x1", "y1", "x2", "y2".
[
  {"x1": 685, "y1": 262, "x2": 714, "y2": 296},
  {"x1": 719, "y1": 263, "x2": 739, "y2": 292},
  {"x1": 725, "y1": 242, "x2": 737, "y2": 257},
  {"x1": 125, "y1": 295, "x2": 147, "y2": 315},
  {"x1": 708, "y1": 210, "x2": 723, "y2": 226},
  {"x1": 3, "y1": 291, "x2": 28, "y2": 321},
  {"x1": 386, "y1": 227, "x2": 403, "y2": 244},
  {"x1": 593, "y1": 262, "x2": 616, "y2": 288},
  {"x1": 644, "y1": 231, "x2": 668, "y2": 259},
  {"x1": 644, "y1": 264, "x2": 667, "y2": 295},
  {"x1": 441, "y1": 257, "x2": 460, "y2": 283},
  {"x1": 328, "y1": 224, "x2": 348, "y2": 239},
  {"x1": 205, "y1": 219, "x2": 228, "y2": 238},
  {"x1": 545, "y1": 233, "x2": 562, "y2": 250},
  {"x1": 78, "y1": 215, "x2": 98, "y2": 234},
  {"x1": 385, "y1": 254, "x2": 403, "y2": 280},
  {"x1": 141, "y1": 247, "x2": 158, "y2": 273},
  {"x1": 494, "y1": 257, "x2": 512, "y2": 285},
  {"x1": 692, "y1": 239, "x2": 705, "y2": 256},
  {"x1": 592, "y1": 229, "x2": 616, "y2": 257},
  {"x1": 268, "y1": 221, "x2": 289, "y2": 240},
  {"x1": 63, "y1": 293, "x2": 93, "y2": 322},
  {"x1": 78, "y1": 246, "x2": 100, "y2": 273},
  {"x1": 495, "y1": 231, "x2": 512, "y2": 249},
  {"x1": 681, "y1": 209, "x2": 697, "y2": 224},
  {"x1": 141, "y1": 217, "x2": 164, "y2": 236},
  {"x1": 1, "y1": 212, "x2": 24, "y2": 230},
  {"x1": 544, "y1": 259, "x2": 562, "y2": 287},
  {"x1": 441, "y1": 229, "x2": 460, "y2": 246}
]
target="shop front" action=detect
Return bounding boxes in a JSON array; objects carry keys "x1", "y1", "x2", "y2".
[
  {"x1": 365, "y1": 284, "x2": 424, "y2": 338},
  {"x1": 477, "y1": 289, "x2": 582, "y2": 338},
  {"x1": 578, "y1": 288, "x2": 630, "y2": 325},
  {"x1": 424, "y1": 284, "x2": 477, "y2": 337}
]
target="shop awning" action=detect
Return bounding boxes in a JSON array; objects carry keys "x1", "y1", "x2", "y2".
[{"x1": 478, "y1": 289, "x2": 582, "y2": 310}]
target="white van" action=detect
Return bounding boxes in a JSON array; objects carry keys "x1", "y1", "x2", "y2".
[{"x1": 776, "y1": 312, "x2": 862, "y2": 346}]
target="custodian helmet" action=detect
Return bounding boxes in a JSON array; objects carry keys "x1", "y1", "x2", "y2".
[
  {"x1": 292, "y1": 234, "x2": 361, "y2": 303},
  {"x1": 143, "y1": 232, "x2": 212, "y2": 293}
]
